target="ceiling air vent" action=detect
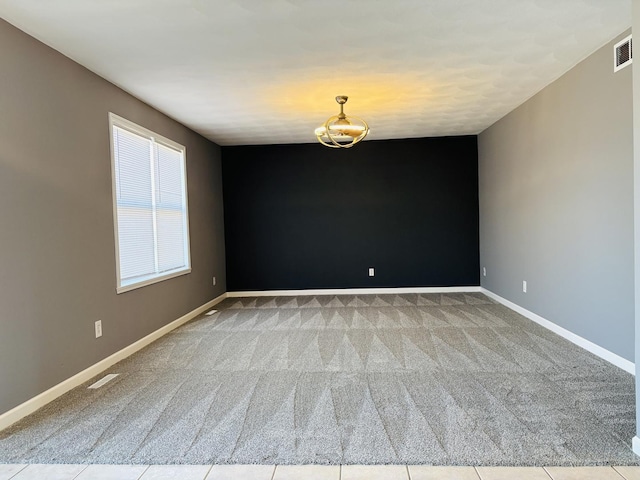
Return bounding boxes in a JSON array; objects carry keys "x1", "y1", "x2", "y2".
[{"x1": 614, "y1": 34, "x2": 632, "y2": 72}]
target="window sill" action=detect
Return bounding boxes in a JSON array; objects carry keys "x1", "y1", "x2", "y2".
[{"x1": 116, "y1": 267, "x2": 191, "y2": 294}]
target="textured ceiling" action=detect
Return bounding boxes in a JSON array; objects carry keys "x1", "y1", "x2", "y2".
[{"x1": 0, "y1": 0, "x2": 631, "y2": 146}]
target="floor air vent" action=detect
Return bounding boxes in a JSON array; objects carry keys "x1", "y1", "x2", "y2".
[
  {"x1": 88, "y1": 373, "x2": 119, "y2": 389},
  {"x1": 614, "y1": 34, "x2": 632, "y2": 72}
]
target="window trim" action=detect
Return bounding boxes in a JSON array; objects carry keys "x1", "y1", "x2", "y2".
[{"x1": 108, "y1": 113, "x2": 191, "y2": 294}]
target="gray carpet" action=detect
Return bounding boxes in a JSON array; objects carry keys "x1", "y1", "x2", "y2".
[{"x1": 0, "y1": 293, "x2": 637, "y2": 466}]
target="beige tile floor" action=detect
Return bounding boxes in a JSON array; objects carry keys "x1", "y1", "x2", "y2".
[{"x1": 1, "y1": 464, "x2": 640, "y2": 480}]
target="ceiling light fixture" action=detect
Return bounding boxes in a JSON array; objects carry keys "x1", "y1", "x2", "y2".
[{"x1": 315, "y1": 96, "x2": 369, "y2": 148}]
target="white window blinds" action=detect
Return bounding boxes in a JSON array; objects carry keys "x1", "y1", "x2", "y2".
[{"x1": 110, "y1": 114, "x2": 190, "y2": 293}]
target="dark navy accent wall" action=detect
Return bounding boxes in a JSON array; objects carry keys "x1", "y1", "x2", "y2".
[{"x1": 222, "y1": 136, "x2": 479, "y2": 291}]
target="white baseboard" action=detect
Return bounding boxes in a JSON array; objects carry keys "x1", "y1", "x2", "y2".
[
  {"x1": 0, "y1": 292, "x2": 228, "y2": 432},
  {"x1": 481, "y1": 288, "x2": 635, "y2": 375},
  {"x1": 633, "y1": 436, "x2": 640, "y2": 456},
  {"x1": 227, "y1": 286, "x2": 482, "y2": 297}
]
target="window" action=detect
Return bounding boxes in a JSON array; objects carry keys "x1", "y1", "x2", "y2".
[{"x1": 109, "y1": 113, "x2": 191, "y2": 293}]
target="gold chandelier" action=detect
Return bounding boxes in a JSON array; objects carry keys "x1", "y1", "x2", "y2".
[{"x1": 315, "y1": 95, "x2": 369, "y2": 148}]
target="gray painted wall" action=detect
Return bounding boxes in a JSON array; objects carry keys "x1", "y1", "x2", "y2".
[
  {"x1": 633, "y1": 0, "x2": 640, "y2": 442},
  {"x1": 478, "y1": 31, "x2": 634, "y2": 362},
  {"x1": 0, "y1": 19, "x2": 226, "y2": 415}
]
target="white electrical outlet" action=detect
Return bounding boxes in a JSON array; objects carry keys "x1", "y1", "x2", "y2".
[
  {"x1": 212, "y1": 276, "x2": 216, "y2": 286},
  {"x1": 368, "y1": 267, "x2": 375, "y2": 277},
  {"x1": 482, "y1": 267, "x2": 486, "y2": 277},
  {"x1": 95, "y1": 320, "x2": 102, "y2": 338},
  {"x1": 523, "y1": 280, "x2": 527, "y2": 293}
]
